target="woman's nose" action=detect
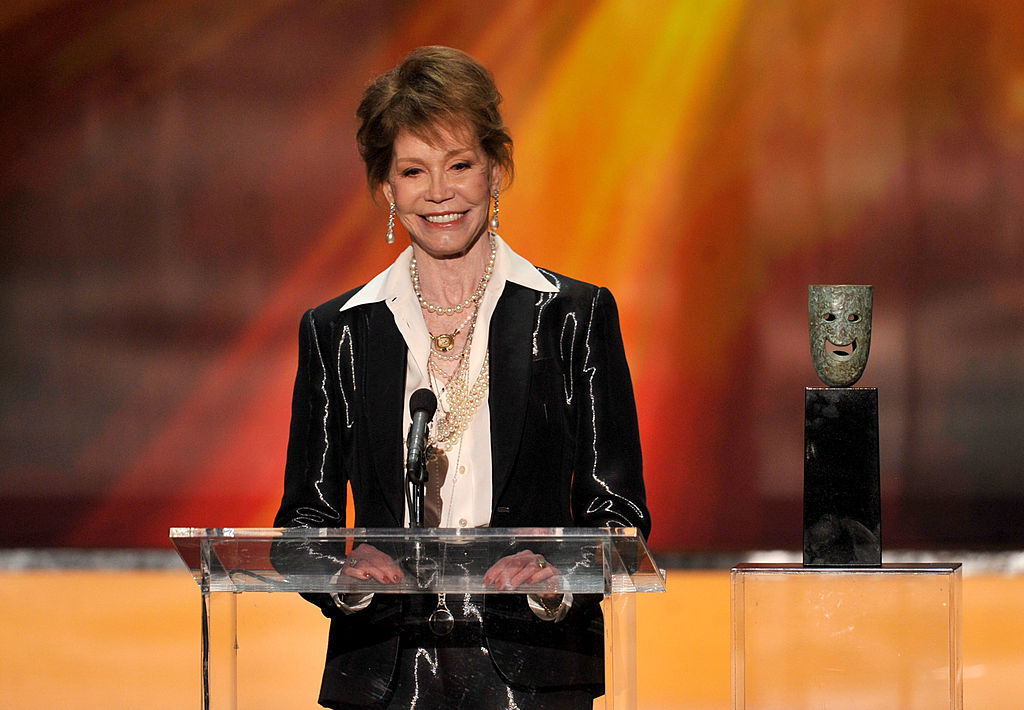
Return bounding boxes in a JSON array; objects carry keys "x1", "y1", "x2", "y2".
[{"x1": 426, "y1": 173, "x2": 453, "y2": 202}]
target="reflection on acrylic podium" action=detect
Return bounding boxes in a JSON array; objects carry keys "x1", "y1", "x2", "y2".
[
  {"x1": 171, "y1": 527, "x2": 665, "y2": 710},
  {"x1": 731, "y1": 563, "x2": 963, "y2": 710}
]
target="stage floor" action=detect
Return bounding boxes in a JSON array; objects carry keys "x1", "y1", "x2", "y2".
[{"x1": 1, "y1": 564, "x2": 1021, "y2": 709}]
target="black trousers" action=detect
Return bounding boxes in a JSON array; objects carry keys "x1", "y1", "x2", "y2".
[{"x1": 323, "y1": 594, "x2": 598, "y2": 710}]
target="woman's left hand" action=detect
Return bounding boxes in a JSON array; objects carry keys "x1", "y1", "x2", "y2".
[
  {"x1": 483, "y1": 549, "x2": 559, "y2": 591},
  {"x1": 342, "y1": 543, "x2": 404, "y2": 584}
]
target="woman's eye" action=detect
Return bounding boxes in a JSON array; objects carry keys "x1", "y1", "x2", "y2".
[
  {"x1": 401, "y1": 167, "x2": 422, "y2": 177},
  {"x1": 451, "y1": 161, "x2": 471, "y2": 171}
]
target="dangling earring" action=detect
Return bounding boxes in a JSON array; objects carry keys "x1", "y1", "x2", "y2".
[
  {"x1": 489, "y1": 186, "x2": 500, "y2": 231},
  {"x1": 386, "y1": 202, "x2": 396, "y2": 244}
]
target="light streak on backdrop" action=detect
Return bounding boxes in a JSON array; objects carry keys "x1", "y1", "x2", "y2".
[{"x1": 2, "y1": 0, "x2": 1023, "y2": 550}]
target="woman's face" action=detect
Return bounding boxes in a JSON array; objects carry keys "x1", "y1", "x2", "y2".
[{"x1": 382, "y1": 126, "x2": 498, "y2": 260}]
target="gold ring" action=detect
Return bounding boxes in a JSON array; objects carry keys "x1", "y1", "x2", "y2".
[{"x1": 536, "y1": 557, "x2": 547, "y2": 569}]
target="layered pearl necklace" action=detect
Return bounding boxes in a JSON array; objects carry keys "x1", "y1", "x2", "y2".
[
  {"x1": 427, "y1": 314, "x2": 490, "y2": 452},
  {"x1": 410, "y1": 233, "x2": 496, "y2": 452}
]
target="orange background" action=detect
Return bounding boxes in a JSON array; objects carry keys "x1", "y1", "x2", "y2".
[{"x1": 3, "y1": 1, "x2": 1024, "y2": 552}]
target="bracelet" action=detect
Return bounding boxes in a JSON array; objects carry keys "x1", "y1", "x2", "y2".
[{"x1": 536, "y1": 593, "x2": 564, "y2": 615}]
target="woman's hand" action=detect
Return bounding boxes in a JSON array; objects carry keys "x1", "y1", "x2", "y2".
[
  {"x1": 483, "y1": 549, "x2": 559, "y2": 591},
  {"x1": 342, "y1": 543, "x2": 404, "y2": 584}
]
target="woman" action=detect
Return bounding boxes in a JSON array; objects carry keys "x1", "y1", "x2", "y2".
[{"x1": 275, "y1": 46, "x2": 649, "y2": 709}]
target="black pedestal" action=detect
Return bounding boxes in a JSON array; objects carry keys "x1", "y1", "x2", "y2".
[{"x1": 803, "y1": 387, "x2": 881, "y2": 566}]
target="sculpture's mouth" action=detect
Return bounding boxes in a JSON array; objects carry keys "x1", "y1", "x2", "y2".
[{"x1": 827, "y1": 339, "x2": 857, "y2": 360}]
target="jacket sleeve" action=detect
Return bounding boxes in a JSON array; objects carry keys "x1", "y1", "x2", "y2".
[
  {"x1": 275, "y1": 309, "x2": 347, "y2": 529},
  {"x1": 570, "y1": 287, "x2": 651, "y2": 538},
  {"x1": 272, "y1": 310, "x2": 348, "y2": 601}
]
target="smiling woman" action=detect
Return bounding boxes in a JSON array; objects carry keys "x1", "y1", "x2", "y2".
[{"x1": 273, "y1": 45, "x2": 649, "y2": 709}]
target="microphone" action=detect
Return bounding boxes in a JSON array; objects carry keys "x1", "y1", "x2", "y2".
[{"x1": 406, "y1": 388, "x2": 437, "y2": 485}]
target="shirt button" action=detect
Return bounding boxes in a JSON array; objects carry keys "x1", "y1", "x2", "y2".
[
  {"x1": 458, "y1": 465, "x2": 466, "y2": 475},
  {"x1": 458, "y1": 518, "x2": 468, "y2": 528}
]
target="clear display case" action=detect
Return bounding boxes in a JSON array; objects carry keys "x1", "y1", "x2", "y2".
[{"x1": 732, "y1": 563, "x2": 963, "y2": 710}]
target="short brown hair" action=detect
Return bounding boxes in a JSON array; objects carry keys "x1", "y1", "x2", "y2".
[{"x1": 356, "y1": 46, "x2": 514, "y2": 193}]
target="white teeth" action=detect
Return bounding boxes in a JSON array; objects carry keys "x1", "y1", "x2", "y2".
[{"x1": 424, "y1": 212, "x2": 464, "y2": 224}]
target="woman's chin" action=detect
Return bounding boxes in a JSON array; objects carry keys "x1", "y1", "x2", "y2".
[{"x1": 411, "y1": 228, "x2": 488, "y2": 261}]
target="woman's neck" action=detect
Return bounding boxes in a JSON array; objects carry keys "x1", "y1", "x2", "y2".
[{"x1": 412, "y1": 233, "x2": 494, "y2": 309}]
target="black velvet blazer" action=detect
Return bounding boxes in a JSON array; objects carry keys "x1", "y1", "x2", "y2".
[{"x1": 274, "y1": 268, "x2": 650, "y2": 706}]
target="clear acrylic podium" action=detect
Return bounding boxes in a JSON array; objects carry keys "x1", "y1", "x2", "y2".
[
  {"x1": 171, "y1": 527, "x2": 665, "y2": 710},
  {"x1": 731, "y1": 563, "x2": 963, "y2": 710}
]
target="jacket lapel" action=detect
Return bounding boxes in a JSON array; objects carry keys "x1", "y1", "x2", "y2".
[
  {"x1": 488, "y1": 282, "x2": 536, "y2": 505},
  {"x1": 363, "y1": 301, "x2": 407, "y2": 524}
]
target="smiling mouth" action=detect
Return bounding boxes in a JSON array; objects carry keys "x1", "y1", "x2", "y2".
[
  {"x1": 826, "y1": 339, "x2": 857, "y2": 360},
  {"x1": 423, "y1": 212, "x2": 467, "y2": 225}
]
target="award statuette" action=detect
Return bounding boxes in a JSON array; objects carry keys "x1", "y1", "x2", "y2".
[{"x1": 803, "y1": 285, "x2": 880, "y2": 566}]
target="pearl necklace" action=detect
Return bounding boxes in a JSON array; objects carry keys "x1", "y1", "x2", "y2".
[
  {"x1": 410, "y1": 233, "x2": 497, "y2": 315},
  {"x1": 430, "y1": 350, "x2": 490, "y2": 452}
]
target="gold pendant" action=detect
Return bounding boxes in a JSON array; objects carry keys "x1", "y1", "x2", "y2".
[{"x1": 432, "y1": 333, "x2": 456, "y2": 352}]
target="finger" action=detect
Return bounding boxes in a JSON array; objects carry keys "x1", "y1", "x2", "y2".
[
  {"x1": 342, "y1": 557, "x2": 383, "y2": 582},
  {"x1": 342, "y1": 564, "x2": 371, "y2": 580},
  {"x1": 379, "y1": 561, "x2": 404, "y2": 584},
  {"x1": 507, "y1": 554, "x2": 548, "y2": 589},
  {"x1": 350, "y1": 545, "x2": 404, "y2": 584},
  {"x1": 484, "y1": 558, "x2": 514, "y2": 586},
  {"x1": 485, "y1": 550, "x2": 547, "y2": 589},
  {"x1": 505, "y1": 562, "x2": 533, "y2": 589},
  {"x1": 527, "y1": 566, "x2": 559, "y2": 586},
  {"x1": 518, "y1": 558, "x2": 560, "y2": 588},
  {"x1": 485, "y1": 567, "x2": 509, "y2": 588},
  {"x1": 365, "y1": 557, "x2": 404, "y2": 584},
  {"x1": 344, "y1": 562, "x2": 393, "y2": 584},
  {"x1": 495, "y1": 550, "x2": 533, "y2": 587},
  {"x1": 491, "y1": 568, "x2": 519, "y2": 590},
  {"x1": 365, "y1": 566, "x2": 394, "y2": 584},
  {"x1": 483, "y1": 560, "x2": 500, "y2": 585}
]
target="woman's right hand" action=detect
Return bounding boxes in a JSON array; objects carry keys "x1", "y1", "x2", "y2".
[
  {"x1": 483, "y1": 549, "x2": 559, "y2": 591},
  {"x1": 342, "y1": 543, "x2": 404, "y2": 584}
]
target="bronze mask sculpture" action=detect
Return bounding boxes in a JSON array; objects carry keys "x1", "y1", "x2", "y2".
[{"x1": 808, "y1": 285, "x2": 873, "y2": 387}]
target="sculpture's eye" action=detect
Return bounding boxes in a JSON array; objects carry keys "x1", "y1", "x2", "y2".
[
  {"x1": 848, "y1": 314, "x2": 860, "y2": 323},
  {"x1": 823, "y1": 313, "x2": 836, "y2": 322}
]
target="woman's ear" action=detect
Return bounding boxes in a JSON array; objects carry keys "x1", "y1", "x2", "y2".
[
  {"x1": 381, "y1": 182, "x2": 394, "y2": 206},
  {"x1": 490, "y1": 163, "x2": 504, "y2": 193}
]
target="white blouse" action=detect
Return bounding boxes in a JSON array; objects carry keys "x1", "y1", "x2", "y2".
[{"x1": 340, "y1": 234, "x2": 558, "y2": 528}]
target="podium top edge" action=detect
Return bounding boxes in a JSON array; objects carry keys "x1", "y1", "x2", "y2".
[{"x1": 168, "y1": 526, "x2": 643, "y2": 540}]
